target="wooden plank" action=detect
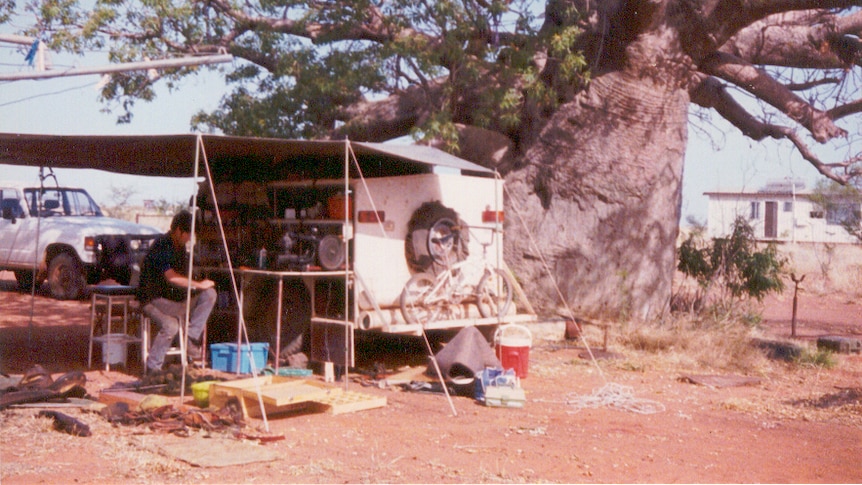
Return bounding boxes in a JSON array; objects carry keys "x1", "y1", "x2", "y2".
[
  {"x1": 502, "y1": 260, "x2": 536, "y2": 316},
  {"x1": 208, "y1": 375, "x2": 383, "y2": 418},
  {"x1": 99, "y1": 390, "x2": 148, "y2": 408},
  {"x1": 310, "y1": 391, "x2": 387, "y2": 415},
  {"x1": 209, "y1": 376, "x2": 341, "y2": 418},
  {"x1": 209, "y1": 376, "x2": 281, "y2": 417},
  {"x1": 239, "y1": 380, "x2": 338, "y2": 407}
]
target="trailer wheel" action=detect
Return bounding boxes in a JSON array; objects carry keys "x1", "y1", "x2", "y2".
[
  {"x1": 47, "y1": 253, "x2": 86, "y2": 300},
  {"x1": 404, "y1": 201, "x2": 468, "y2": 273}
]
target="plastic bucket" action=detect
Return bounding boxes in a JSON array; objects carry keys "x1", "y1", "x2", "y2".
[
  {"x1": 191, "y1": 381, "x2": 216, "y2": 407},
  {"x1": 494, "y1": 324, "x2": 532, "y2": 378},
  {"x1": 101, "y1": 334, "x2": 129, "y2": 366}
]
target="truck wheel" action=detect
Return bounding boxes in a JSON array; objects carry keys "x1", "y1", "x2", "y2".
[
  {"x1": 404, "y1": 201, "x2": 469, "y2": 273},
  {"x1": 48, "y1": 253, "x2": 86, "y2": 300},
  {"x1": 14, "y1": 270, "x2": 38, "y2": 292}
]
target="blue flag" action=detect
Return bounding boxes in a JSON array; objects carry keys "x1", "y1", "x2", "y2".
[{"x1": 24, "y1": 40, "x2": 39, "y2": 66}]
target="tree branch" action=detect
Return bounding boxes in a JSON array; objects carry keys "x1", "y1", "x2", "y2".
[
  {"x1": 334, "y1": 80, "x2": 445, "y2": 141},
  {"x1": 690, "y1": 75, "x2": 859, "y2": 184},
  {"x1": 829, "y1": 98, "x2": 862, "y2": 120},
  {"x1": 699, "y1": 51, "x2": 846, "y2": 142},
  {"x1": 723, "y1": 9, "x2": 862, "y2": 69},
  {"x1": 204, "y1": 0, "x2": 398, "y2": 43}
]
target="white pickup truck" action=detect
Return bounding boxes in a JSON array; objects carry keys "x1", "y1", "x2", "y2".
[{"x1": 0, "y1": 182, "x2": 161, "y2": 299}]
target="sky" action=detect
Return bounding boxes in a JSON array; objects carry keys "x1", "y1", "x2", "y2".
[{"x1": 0, "y1": 28, "x2": 837, "y2": 225}]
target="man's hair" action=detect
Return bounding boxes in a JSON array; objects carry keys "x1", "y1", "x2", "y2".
[{"x1": 170, "y1": 210, "x2": 194, "y2": 233}]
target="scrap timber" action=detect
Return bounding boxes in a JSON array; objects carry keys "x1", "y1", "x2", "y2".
[{"x1": 209, "y1": 375, "x2": 386, "y2": 418}]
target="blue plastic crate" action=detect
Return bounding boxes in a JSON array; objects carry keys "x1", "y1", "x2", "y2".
[{"x1": 210, "y1": 342, "x2": 269, "y2": 374}]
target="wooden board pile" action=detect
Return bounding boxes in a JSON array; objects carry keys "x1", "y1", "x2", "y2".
[{"x1": 209, "y1": 375, "x2": 387, "y2": 418}]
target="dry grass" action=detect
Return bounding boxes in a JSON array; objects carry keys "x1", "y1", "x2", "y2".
[
  {"x1": 648, "y1": 242, "x2": 861, "y2": 374},
  {"x1": 0, "y1": 408, "x2": 191, "y2": 484},
  {"x1": 616, "y1": 314, "x2": 770, "y2": 374},
  {"x1": 780, "y1": 243, "x2": 862, "y2": 296}
]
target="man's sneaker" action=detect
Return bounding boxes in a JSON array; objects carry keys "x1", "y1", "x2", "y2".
[{"x1": 187, "y1": 338, "x2": 203, "y2": 362}]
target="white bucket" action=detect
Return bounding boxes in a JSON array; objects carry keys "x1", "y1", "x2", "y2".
[{"x1": 100, "y1": 333, "x2": 129, "y2": 366}]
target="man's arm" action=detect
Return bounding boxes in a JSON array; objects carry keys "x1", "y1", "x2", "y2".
[{"x1": 163, "y1": 268, "x2": 215, "y2": 290}]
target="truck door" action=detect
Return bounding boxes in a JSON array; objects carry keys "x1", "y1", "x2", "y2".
[
  {"x1": 7, "y1": 188, "x2": 45, "y2": 267},
  {"x1": 0, "y1": 188, "x2": 26, "y2": 265}
]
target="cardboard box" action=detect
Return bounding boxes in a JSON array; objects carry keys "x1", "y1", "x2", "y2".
[{"x1": 210, "y1": 342, "x2": 269, "y2": 374}]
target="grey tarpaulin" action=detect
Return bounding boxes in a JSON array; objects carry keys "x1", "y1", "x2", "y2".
[{"x1": 427, "y1": 326, "x2": 501, "y2": 383}]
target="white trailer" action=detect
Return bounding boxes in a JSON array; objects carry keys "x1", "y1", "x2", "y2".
[{"x1": 0, "y1": 134, "x2": 537, "y2": 368}]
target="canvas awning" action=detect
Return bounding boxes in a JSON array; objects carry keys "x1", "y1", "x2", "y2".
[{"x1": 0, "y1": 133, "x2": 495, "y2": 181}]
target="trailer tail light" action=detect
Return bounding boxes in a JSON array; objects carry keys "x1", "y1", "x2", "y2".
[
  {"x1": 84, "y1": 236, "x2": 96, "y2": 252},
  {"x1": 357, "y1": 210, "x2": 385, "y2": 223},
  {"x1": 482, "y1": 210, "x2": 504, "y2": 223}
]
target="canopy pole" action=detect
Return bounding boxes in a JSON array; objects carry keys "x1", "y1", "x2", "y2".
[
  {"x1": 197, "y1": 136, "x2": 270, "y2": 432},
  {"x1": 343, "y1": 138, "x2": 351, "y2": 390},
  {"x1": 179, "y1": 134, "x2": 203, "y2": 402}
]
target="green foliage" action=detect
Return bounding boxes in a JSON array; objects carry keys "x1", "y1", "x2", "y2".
[
  {"x1": 14, "y1": 0, "x2": 590, "y2": 144},
  {"x1": 0, "y1": 0, "x2": 14, "y2": 24},
  {"x1": 678, "y1": 217, "x2": 786, "y2": 309},
  {"x1": 809, "y1": 179, "x2": 862, "y2": 243}
]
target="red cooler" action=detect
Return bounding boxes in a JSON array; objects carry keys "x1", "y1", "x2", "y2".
[{"x1": 494, "y1": 324, "x2": 533, "y2": 378}]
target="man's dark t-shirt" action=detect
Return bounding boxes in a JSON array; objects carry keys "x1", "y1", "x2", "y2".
[{"x1": 138, "y1": 234, "x2": 189, "y2": 304}]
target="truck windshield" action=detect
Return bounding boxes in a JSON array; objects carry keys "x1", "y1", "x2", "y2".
[{"x1": 23, "y1": 188, "x2": 103, "y2": 217}]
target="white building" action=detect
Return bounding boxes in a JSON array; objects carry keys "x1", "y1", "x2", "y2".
[{"x1": 705, "y1": 180, "x2": 861, "y2": 244}]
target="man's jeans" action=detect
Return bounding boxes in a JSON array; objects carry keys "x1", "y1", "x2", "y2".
[{"x1": 143, "y1": 288, "x2": 216, "y2": 371}]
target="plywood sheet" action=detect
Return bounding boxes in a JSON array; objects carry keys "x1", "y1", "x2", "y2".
[
  {"x1": 311, "y1": 391, "x2": 387, "y2": 415},
  {"x1": 209, "y1": 375, "x2": 385, "y2": 418},
  {"x1": 241, "y1": 380, "x2": 338, "y2": 407},
  {"x1": 679, "y1": 374, "x2": 762, "y2": 388},
  {"x1": 157, "y1": 435, "x2": 280, "y2": 467}
]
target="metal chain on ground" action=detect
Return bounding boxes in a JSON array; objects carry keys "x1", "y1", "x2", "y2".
[{"x1": 565, "y1": 382, "x2": 665, "y2": 415}]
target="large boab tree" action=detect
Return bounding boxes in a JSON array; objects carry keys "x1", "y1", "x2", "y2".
[{"x1": 15, "y1": 0, "x2": 862, "y2": 320}]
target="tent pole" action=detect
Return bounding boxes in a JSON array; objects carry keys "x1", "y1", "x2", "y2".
[
  {"x1": 179, "y1": 134, "x2": 204, "y2": 401},
  {"x1": 343, "y1": 137, "x2": 350, "y2": 390},
  {"x1": 196, "y1": 136, "x2": 269, "y2": 431}
]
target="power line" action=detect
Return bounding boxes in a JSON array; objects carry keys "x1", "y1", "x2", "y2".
[{"x1": 0, "y1": 80, "x2": 98, "y2": 107}]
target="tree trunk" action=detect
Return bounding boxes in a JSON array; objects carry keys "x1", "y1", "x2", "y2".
[{"x1": 504, "y1": 69, "x2": 689, "y2": 322}]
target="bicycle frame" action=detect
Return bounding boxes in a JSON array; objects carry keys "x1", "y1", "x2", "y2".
[{"x1": 400, "y1": 225, "x2": 513, "y2": 325}]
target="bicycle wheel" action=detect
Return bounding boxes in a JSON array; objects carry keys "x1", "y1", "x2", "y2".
[
  {"x1": 400, "y1": 272, "x2": 442, "y2": 325},
  {"x1": 476, "y1": 268, "x2": 514, "y2": 319}
]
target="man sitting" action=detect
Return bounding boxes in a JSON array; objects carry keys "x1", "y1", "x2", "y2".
[{"x1": 138, "y1": 210, "x2": 216, "y2": 372}]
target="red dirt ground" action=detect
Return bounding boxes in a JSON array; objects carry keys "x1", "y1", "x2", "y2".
[{"x1": 1, "y1": 271, "x2": 860, "y2": 484}]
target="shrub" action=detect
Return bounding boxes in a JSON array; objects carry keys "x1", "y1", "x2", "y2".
[{"x1": 677, "y1": 217, "x2": 785, "y2": 313}]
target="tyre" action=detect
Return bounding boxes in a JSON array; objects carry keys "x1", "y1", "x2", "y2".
[
  {"x1": 278, "y1": 280, "x2": 312, "y2": 360},
  {"x1": 476, "y1": 268, "x2": 514, "y2": 319},
  {"x1": 404, "y1": 201, "x2": 468, "y2": 274},
  {"x1": 14, "y1": 269, "x2": 38, "y2": 292},
  {"x1": 400, "y1": 272, "x2": 440, "y2": 325},
  {"x1": 47, "y1": 253, "x2": 86, "y2": 300}
]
